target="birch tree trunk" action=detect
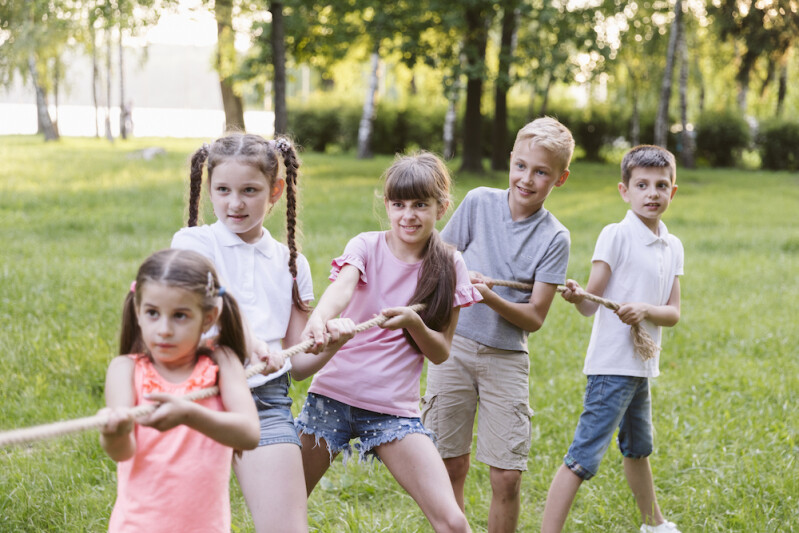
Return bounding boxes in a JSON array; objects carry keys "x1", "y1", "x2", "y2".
[
  {"x1": 654, "y1": 0, "x2": 682, "y2": 148},
  {"x1": 118, "y1": 30, "x2": 128, "y2": 139},
  {"x1": 91, "y1": 25, "x2": 100, "y2": 138},
  {"x1": 678, "y1": 25, "x2": 695, "y2": 168},
  {"x1": 270, "y1": 1, "x2": 287, "y2": 135},
  {"x1": 105, "y1": 32, "x2": 114, "y2": 141},
  {"x1": 28, "y1": 56, "x2": 58, "y2": 141},
  {"x1": 357, "y1": 42, "x2": 380, "y2": 159}
]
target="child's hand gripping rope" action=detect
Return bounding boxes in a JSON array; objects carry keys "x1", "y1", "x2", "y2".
[
  {"x1": 0, "y1": 304, "x2": 426, "y2": 449},
  {"x1": 490, "y1": 279, "x2": 660, "y2": 361}
]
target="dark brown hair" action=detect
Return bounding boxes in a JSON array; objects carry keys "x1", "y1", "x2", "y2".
[
  {"x1": 621, "y1": 144, "x2": 677, "y2": 186},
  {"x1": 186, "y1": 133, "x2": 309, "y2": 312},
  {"x1": 119, "y1": 249, "x2": 248, "y2": 365},
  {"x1": 383, "y1": 151, "x2": 456, "y2": 352}
]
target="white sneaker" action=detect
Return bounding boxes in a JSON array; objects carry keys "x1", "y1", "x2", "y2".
[{"x1": 640, "y1": 520, "x2": 681, "y2": 533}]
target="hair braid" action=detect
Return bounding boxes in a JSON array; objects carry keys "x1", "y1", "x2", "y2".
[
  {"x1": 275, "y1": 137, "x2": 309, "y2": 312},
  {"x1": 188, "y1": 144, "x2": 209, "y2": 226}
]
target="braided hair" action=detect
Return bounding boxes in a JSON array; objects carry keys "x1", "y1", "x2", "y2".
[{"x1": 185, "y1": 133, "x2": 309, "y2": 311}]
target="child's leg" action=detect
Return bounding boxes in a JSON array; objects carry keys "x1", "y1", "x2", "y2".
[
  {"x1": 541, "y1": 464, "x2": 583, "y2": 533},
  {"x1": 237, "y1": 376, "x2": 307, "y2": 533},
  {"x1": 422, "y1": 334, "x2": 480, "y2": 509},
  {"x1": 300, "y1": 432, "x2": 336, "y2": 494},
  {"x1": 234, "y1": 444, "x2": 308, "y2": 533},
  {"x1": 443, "y1": 454, "x2": 471, "y2": 510},
  {"x1": 377, "y1": 433, "x2": 471, "y2": 533},
  {"x1": 623, "y1": 456, "x2": 665, "y2": 526}
]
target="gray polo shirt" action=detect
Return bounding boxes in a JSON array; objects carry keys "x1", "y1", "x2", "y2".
[{"x1": 441, "y1": 187, "x2": 570, "y2": 352}]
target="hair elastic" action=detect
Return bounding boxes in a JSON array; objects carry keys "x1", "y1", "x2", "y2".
[
  {"x1": 218, "y1": 286, "x2": 226, "y2": 297},
  {"x1": 130, "y1": 281, "x2": 136, "y2": 293},
  {"x1": 274, "y1": 137, "x2": 291, "y2": 154}
]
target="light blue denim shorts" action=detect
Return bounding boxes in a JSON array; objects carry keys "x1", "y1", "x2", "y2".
[
  {"x1": 564, "y1": 375, "x2": 653, "y2": 480},
  {"x1": 295, "y1": 392, "x2": 435, "y2": 463},
  {"x1": 251, "y1": 374, "x2": 301, "y2": 448}
]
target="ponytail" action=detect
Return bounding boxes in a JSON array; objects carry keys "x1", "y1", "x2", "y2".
[
  {"x1": 404, "y1": 231, "x2": 457, "y2": 352},
  {"x1": 188, "y1": 144, "x2": 210, "y2": 227},
  {"x1": 274, "y1": 137, "x2": 310, "y2": 313},
  {"x1": 215, "y1": 291, "x2": 248, "y2": 365},
  {"x1": 119, "y1": 291, "x2": 146, "y2": 355}
]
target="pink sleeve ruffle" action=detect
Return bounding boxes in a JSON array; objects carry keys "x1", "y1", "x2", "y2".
[
  {"x1": 453, "y1": 283, "x2": 483, "y2": 308},
  {"x1": 329, "y1": 254, "x2": 367, "y2": 284}
]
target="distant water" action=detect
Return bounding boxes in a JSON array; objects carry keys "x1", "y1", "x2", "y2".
[{"x1": 0, "y1": 103, "x2": 274, "y2": 138}]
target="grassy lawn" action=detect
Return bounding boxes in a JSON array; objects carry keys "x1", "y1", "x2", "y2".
[{"x1": 0, "y1": 135, "x2": 797, "y2": 532}]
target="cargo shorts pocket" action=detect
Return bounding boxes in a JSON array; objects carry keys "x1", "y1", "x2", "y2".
[{"x1": 509, "y1": 403, "x2": 535, "y2": 455}]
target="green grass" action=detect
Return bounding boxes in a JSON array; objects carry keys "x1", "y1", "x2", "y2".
[{"x1": 1, "y1": 135, "x2": 797, "y2": 532}]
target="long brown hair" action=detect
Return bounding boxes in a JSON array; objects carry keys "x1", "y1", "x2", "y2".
[
  {"x1": 186, "y1": 133, "x2": 309, "y2": 312},
  {"x1": 119, "y1": 249, "x2": 248, "y2": 364},
  {"x1": 383, "y1": 151, "x2": 456, "y2": 352}
]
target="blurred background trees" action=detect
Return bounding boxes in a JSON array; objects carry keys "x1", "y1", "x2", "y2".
[{"x1": 2, "y1": 0, "x2": 799, "y2": 170}]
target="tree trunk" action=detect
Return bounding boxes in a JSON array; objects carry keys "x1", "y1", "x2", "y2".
[
  {"x1": 118, "y1": 29, "x2": 128, "y2": 139},
  {"x1": 776, "y1": 63, "x2": 787, "y2": 117},
  {"x1": 654, "y1": 0, "x2": 682, "y2": 148},
  {"x1": 491, "y1": 1, "x2": 518, "y2": 171},
  {"x1": 678, "y1": 24, "x2": 694, "y2": 168},
  {"x1": 91, "y1": 25, "x2": 100, "y2": 138},
  {"x1": 629, "y1": 70, "x2": 640, "y2": 146},
  {"x1": 52, "y1": 57, "x2": 60, "y2": 136},
  {"x1": 28, "y1": 56, "x2": 58, "y2": 141},
  {"x1": 216, "y1": 0, "x2": 245, "y2": 131},
  {"x1": 443, "y1": 80, "x2": 459, "y2": 160},
  {"x1": 357, "y1": 42, "x2": 380, "y2": 159},
  {"x1": 270, "y1": 1, "x2": 287, "y2": 135},
  {"x1": 460, "y1": 4, "x2": 490, "y2": 173},
  {"x1": 105, "y1": 31, "x2": 114, "y2": 142}
]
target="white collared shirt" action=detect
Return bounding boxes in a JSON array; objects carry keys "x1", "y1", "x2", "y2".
[
  {"x1": 583, "y1": 210, "x2": 684, "y2": 378},
  {"x1": 172, "y1": 221, "x2": 314, "y2": 386}
]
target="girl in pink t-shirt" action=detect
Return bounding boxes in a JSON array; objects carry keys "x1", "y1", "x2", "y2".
[
  {"x1": 99, "y1": 249, "x2": 259, "y2": 533},
  {"x1": 297, "y1": 152, "x2": 481, "y2": 532}
]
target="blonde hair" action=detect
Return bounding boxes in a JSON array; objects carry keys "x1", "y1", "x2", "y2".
[{"x1": 513, "y1": 117, "x2": 575, "y2": 173}]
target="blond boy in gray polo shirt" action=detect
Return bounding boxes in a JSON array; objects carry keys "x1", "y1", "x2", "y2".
[{"x1": 421, "y1": 117, "x2": 574, "y2": 533}]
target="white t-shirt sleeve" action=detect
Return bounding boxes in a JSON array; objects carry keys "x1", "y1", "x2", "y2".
[
  {"x1": 591, "y1": 224, "x2": 621, "y2": 271},
  {"x1": 295, "y1": 252, "x2": 315, "y2": 302}
]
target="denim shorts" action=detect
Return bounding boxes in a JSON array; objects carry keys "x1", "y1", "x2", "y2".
[
  {"x1": 295, "y1": 392, "x2": 435, "y2": 464},
  {"x1": 564, "y1": 375, "x2": 653, "y2": 480},
  {"x1": 251, "y1": 373, "x2": 301, "y2": 448}
]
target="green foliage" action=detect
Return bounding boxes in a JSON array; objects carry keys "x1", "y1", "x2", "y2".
[
  {"x1": 1, "y1": 136, "x2": 797, "y2": 532},
  {"x1": 565, "y1": 105, "x2": 625, "y2": 162},
  {"x1": 695, "y1": 110, "x2": 750, "y2": 167},
  {"x1": 756, "y1": 119, "x2": 799, "y2": 171}
]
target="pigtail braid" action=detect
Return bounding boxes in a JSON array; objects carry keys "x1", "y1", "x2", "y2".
[
  {"x1": 215, "y1": 291, "x2": 248, "y2": 365},
  {"x1": 275, "y1": 137, "x2": 310, "y2": 312},
  {"x1": 188, "y1": 144, "x2": 210, "y2": 227},
  {"x1": 119, "y1": 292, "x2": 145, "y2": 355}
]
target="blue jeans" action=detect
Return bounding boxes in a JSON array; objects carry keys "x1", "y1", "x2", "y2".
[
  {"x1": 564, "y1": 375, "x2": 653, "y2": 480},
  {"x1": 295, "y1": 392, "x2": 435, "y2": 464},
  {"x1": 251, "y1": 374, "x2": 301, "y2": 447}
]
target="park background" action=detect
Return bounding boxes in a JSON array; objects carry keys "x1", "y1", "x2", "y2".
[{"x1": 1, "y1": 0, "x2": 798, "y2": 531}]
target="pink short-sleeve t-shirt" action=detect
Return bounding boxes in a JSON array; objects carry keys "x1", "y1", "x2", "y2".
[{"x1": 308, "y1": 231, "x2": 481, "y2": 418}]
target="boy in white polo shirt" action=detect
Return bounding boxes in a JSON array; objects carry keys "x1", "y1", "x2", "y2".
[{"x1": 540, "y1": 145, "x2": 683, "y2": 533}]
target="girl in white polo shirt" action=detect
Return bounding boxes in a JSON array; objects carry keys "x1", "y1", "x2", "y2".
[{"x1": 172, "y1": 133, "x2": 353, "y2": 533}]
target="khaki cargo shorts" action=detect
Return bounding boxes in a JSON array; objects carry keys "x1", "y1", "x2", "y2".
[{"x1": 421, "y1": 334, "x2": 534, "y2": 471}]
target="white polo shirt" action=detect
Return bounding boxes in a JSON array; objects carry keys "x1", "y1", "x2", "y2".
[
  {"x1": 172, "y1": 221, "x2": 314, "y2": 386},
  {"x1": 583, "y1": 210, "x2": 684, "y2": 378}
]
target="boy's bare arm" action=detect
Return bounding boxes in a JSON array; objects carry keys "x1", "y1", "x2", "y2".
[
  {"x1": 473, "y1": 278, "x2": 557, "y2": 333},
  {"x1": 616, "y1": 277, "x2": 681, "y2": 327}
]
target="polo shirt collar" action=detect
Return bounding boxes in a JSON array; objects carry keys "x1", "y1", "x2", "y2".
[
  {"x1": 211, "y1": 220, "x2": 275, "y2": 258},
  {"x1": 622, "y1": 210, "x2": 669, "y2": 245}
]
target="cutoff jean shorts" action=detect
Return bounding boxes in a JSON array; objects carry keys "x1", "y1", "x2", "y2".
[
  {"x1": 251, "y1": 373, "x2": 301, "y2": 448},
  {"x1": 564, "y1": 374, "x2": 653, "y2": 480},
  {"x1": 295, "y1": 392, "x2": 435, "y2": 464}
]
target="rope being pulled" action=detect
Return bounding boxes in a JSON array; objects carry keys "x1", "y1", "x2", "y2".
[
  {"x1": 490, "y1": 280, "x2": 660, "y2": 361},
  {"x1": 0, "y1": 304, "x2": 425, "y2": 449}
]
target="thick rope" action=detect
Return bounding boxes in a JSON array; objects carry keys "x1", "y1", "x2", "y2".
[
  {"x1": 0, "y1": 304, "x2": 425, "y2": 449},
  {"x1": 491, "y1": 280, "x2": 660, "y2": 361}
]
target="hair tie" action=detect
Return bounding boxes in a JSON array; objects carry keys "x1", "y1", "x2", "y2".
[
  {"x1": 217, "y1": 286, "x2": 226, "y2": 297},
  {"x1": 130, "y1": 281, "x2": 136, "y2": 293},
  {"x1": 206, "y1": 272, "x2": 214, "y2": 297},
  {"x1": 274, "y1": 137, "x2": 291, "y2": 154}
]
